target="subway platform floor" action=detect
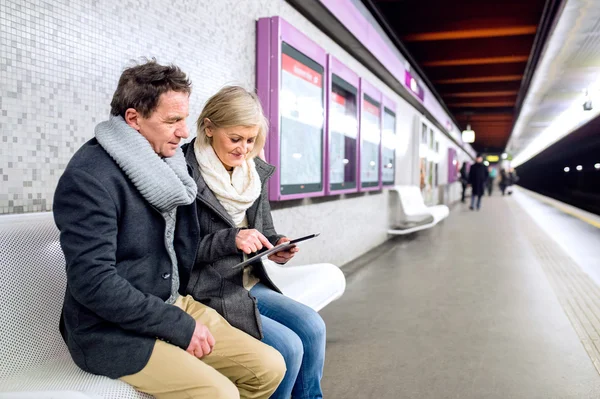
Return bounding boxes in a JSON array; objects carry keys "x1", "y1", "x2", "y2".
[{"x1": 320, "y1": 187, "x2": 600, "y2": 399}]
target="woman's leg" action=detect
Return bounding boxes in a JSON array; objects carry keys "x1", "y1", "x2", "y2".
[
  {"x1": 251, "y1": 283, "x2": 326, "y2": 399},
  {"x1": 258, "y1": 314, "x2": 303, "y2": 399}
]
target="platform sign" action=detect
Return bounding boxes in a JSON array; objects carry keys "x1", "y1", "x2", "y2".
[
  {"x1": 360, "y1": 94, "x2": 381, "y2": 188},
  {"x1": 329, "y1": 74, "x2": 358, "y2": 191},
  {"x1": 279, "y1": 42, "x2": 324, "y2": 196},
  {"x1": 382, "y1": 107, "x2": 396, "y2": 185}
]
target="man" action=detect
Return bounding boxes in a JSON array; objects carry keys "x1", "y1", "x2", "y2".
[
  {"x1": 468, "y1": 154, "x2": 488, "y2": 210},
  {"x1": 53, "y1": 59, "x2": 285, "y2": 399}
]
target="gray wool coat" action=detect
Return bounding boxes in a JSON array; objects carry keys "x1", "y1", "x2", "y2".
[{"x1": 183, "y1": 140, "x2": 284, "y2": 340}]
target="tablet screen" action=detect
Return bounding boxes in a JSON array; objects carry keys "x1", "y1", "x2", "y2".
[{"x1": 235, "y1": 233, "x2": 320, "y2": 268}]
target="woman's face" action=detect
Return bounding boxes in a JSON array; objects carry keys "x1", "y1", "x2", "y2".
[{"x1": 206, "y1": 121, "x2": 259, "y2": 170}]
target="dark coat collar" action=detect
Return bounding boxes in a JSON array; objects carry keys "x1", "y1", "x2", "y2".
[{"x1": 183, "y1": 138, "x2": 276, "y2": 227}]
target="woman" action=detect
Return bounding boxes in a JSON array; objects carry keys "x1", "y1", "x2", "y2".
[{"x1": 183, "y1": 86, "x2": 326, "y2": 399}]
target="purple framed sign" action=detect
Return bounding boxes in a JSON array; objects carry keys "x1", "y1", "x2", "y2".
[
  {"x1": 447, "y1": 147, "x2": 459, "y2": 183},
  {"x1": 358, "y1": 79, "x2": 382, "y2": 192},
  {"x1": 256, "y1": 17, "x2": 327, "y2": 201},
  {"x1": 404, "y1": 70, "x2": 425, "y2": 102},
  {"x1": 381, "y1": 94, "x2": 397, "y2": 186},
  {"x1": 320, "y1": 0, "x2": 425, "y2": 104},
  {"x1": 325, "y1": 56, "x2": 360, "y2": 195}
]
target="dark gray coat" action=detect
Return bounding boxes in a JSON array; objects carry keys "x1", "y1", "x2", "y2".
[
  {"x1": 53, "y1": 138, "x2": 199, "y2": 379},
  {"x1": 183, "y1": 140, "x2": 284, "y2": 340},
  {"x1": 468, "y1": 162, "x2": 489, "y2": 197}
]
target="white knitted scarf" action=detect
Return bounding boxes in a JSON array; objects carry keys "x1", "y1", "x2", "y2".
[
  {"x1": 95, "y1": 115, "x2": 197, "y2": 212},
  {"x1": 194, "y1": 138, "x2": 261, "y2": 226}
]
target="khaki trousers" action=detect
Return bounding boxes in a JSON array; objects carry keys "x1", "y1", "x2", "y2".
[{"x1": 120, "y1": 295, "x2": 286, "y2": 399}]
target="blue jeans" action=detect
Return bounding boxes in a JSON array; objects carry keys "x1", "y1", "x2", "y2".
[
  {"x1": 471, "y1": 194, "x2": 482, "y2": 209},
  {"x1": 250, "y1": 283, "x2": 326, "y2": 399}
]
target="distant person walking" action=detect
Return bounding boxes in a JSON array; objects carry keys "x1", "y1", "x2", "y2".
[
  {"x1": 460, "y1": 162, "x2": 469, "y2": 203},
  {"x1": 468, "y1": 154, "x2": 488, "y2": 210},
  {"x1": 499, "y1": 168, "x2": 508, "y2": 195},
  {"x1": 507, "y1": 168, "x2": 519, "y2": 195},
  {"x1": 486, "y1": 166, "x2": 498, "y2": 196}
]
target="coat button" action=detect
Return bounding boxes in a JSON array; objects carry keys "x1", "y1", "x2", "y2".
[{"x1": 161, "y1": 272, "x2": 171, "y2": 280}]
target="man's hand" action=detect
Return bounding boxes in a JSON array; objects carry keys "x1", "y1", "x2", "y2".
[
  {"x1": 186, "y1": 321, "x2": 216, "y2": 359},
  {"x1": 268, "y1": 237, "x2": 299, "y2": 264},
  {"x1": 236, "y1": 229, "x2": 273, "y2": 254}
]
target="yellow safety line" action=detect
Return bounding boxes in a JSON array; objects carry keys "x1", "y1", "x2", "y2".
[{"x1": 526, "y1": 190, "x2": 600, "y2": 229}]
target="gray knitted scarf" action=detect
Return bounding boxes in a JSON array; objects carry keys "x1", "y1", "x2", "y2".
[
  {"x1": 95, "y1": 115, "x2": 197, "y2": 304},
  {"x1": 94, "y1": 115, "x2": 197, "y2": 211}
]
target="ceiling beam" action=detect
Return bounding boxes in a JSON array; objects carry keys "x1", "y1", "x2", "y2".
[
  {"x1": 426, "y1": 63, "x2": 527, "y2": 82},
  {"x1": 435, "y1": 75, "x2": 523, "y2": 84},
  {"x1": 456, "y1": 114, "x2": 514, "y2": 121},
  {"x1": 442, "y1": 90, "x2": 519, "y2": 98},
  {"x1": 374, "y1": 1, "x2": 546, "y2": 35},
  {"x1": 410, "y1": 35, "x2": 533, "y2": 62},
  {"x1": 423, "y1": 56, "x2": 529, "y2": 67},
  {"x1": 402, "y1": 26, "x2": 537, "y2": 42},
  {"x1": 448, "y1": 101, "x2": 516, "y2": 107},
  {"x1": 437, "y1": 81, "x2": 522, "y2": 93}
]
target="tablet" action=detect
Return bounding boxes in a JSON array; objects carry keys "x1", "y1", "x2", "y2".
[{"x1": 235, "y1": 233, "x2": 320, "y2": 268}]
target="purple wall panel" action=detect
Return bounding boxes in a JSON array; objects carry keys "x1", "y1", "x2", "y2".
[
  {"x1": 256, "y1": 18, "x2": 272, "y2": 165},
  {"x1": 358, "y1": 78, "x2": 382, "y2": 192},
  {"x1": 330, "y1": 56, "x2": 359, "y2": 87},
  {"x1": 447, "y1": 148, "x2": 458, "y2": 183},
  {"x1": 404, "y1": 70, "x2": 425, "y2": 102},
  {"x1": 381, "y1": 93, "x2": 396, "y2": 187},
  {"x1": 256, "y1": 17, "x2": 327, "y2": 201},
  {"x1": 381, "y1": 94, "x2": 395, "y2": 113},
  {"x1": 319, "y1": 0, "x2": 424, "y2": 104},
  {"x1": 326, "y1": 56, "x2": 360, "y2": 195}
]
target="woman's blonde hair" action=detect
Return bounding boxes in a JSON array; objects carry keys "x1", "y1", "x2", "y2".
[{"x1": 196, "y1": 86, "x2": 268, "y2": 160}]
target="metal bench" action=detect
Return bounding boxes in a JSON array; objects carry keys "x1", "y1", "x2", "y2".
[{"x1": 0, "y1": 212, "x2": 345, "y2": 399}]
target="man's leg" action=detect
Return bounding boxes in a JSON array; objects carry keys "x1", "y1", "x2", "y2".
[
  {"x1": 477, "y1": 195, "x2": 482, "y2": 210},
  {"x1": 470, "y1": 193, "x2": 475, "y2": 210},
  {"x1": 181, "y1": 295, "x2": 286, "y2": 399},
  {"x1": 121, "y1": 339, "x2": 240, "y2": 399},
  {"x1": 120, "y1": 295, "x2": 285, "y2": 399}
]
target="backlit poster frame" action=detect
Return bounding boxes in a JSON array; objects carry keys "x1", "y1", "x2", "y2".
[
  {"x1": 256, "y1": 17, "x2": 327, "y2": 201},
  {"x1": 447, "y1": 147, "x2": 459, "y2": 183},
  {"x1": 326, "y1": 56, "x2": 360, "y2": 195},
  {"x1": 381, "y1": 95, "x2": 397, "y2": 187},
  {"x1": 358, "y1": 79, "x2": 382, "y2": 192}
]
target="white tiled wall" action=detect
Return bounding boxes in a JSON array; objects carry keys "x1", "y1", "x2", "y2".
[{"x1": 0, "y1": 0, "x2": 432, "y2": 266}]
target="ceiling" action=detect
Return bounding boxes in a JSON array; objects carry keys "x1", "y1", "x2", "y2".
[
  {"x1": 364, "y1": 0, "x2": 551, "y2": 153},
  {"x1": 507, "y1": 0, "x2": 600, "y2": 167}
]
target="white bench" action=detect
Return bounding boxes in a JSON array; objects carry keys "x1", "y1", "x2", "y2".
[
  {"x1": 387, "y1": 185, "x2": 449, "y2": 235},
  {"x1": 0, "y1": 212, "x2": 345, "y2": 399}
]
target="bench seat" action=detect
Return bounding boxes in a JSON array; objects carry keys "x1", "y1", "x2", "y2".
[
  {"x1": 387, "y1": 185, "x2": 449, "y2": 235},
  {"x1": 0, "y1": 212, "x2": 345, "y2": 399}
]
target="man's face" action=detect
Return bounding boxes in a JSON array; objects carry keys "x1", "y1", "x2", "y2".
[
  {"x1": 131, "y1": 91, "x2": 190, "y2": 158},
  {"x1": 477, "y1": 156, "x2": 483, "y2": 163}
]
